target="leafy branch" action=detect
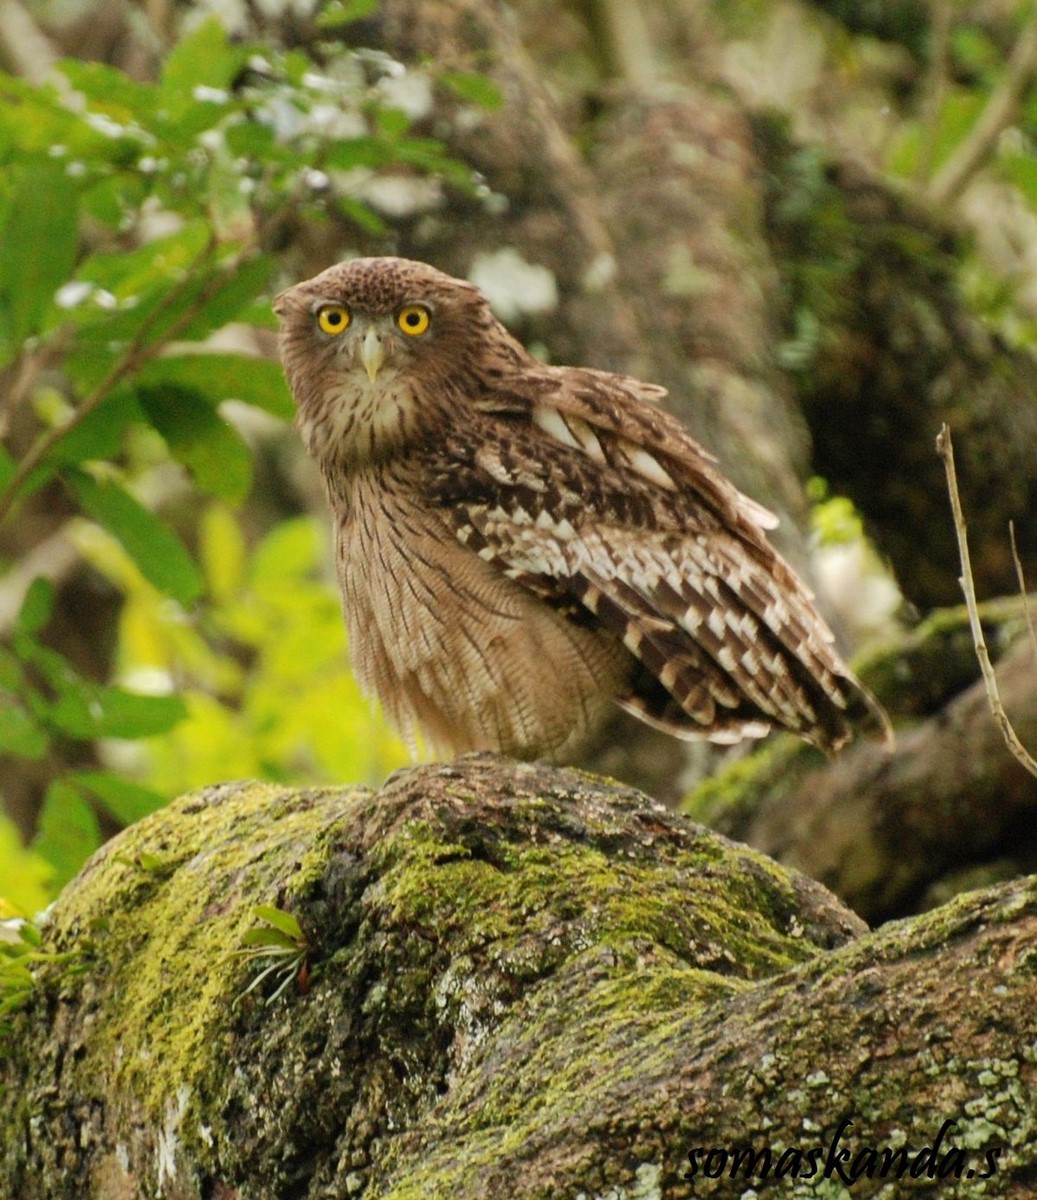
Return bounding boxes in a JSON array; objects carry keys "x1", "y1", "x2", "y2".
[
  {"x1": 0, "y1": 234, "x2": 249, "y2": 527},
  {"x1": 926, "y1": 6, "x2": 1037, "y2": 206},
  {"x1": 0, "y1": 12, "x2": 493, "y2": 911}
]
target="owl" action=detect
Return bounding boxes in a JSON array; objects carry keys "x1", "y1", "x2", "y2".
[{"x1": 274, "y1": 256, "x2": 889, "y2": 762}]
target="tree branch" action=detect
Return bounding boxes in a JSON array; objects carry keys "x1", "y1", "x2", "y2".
[
  {"x1": 0, "y1": 0, "x2": 58, "y2": 83},
  {"x1": 916, "y1": 0, "x2": 953, "y2": 185},
  {"x1": 591, "y1": 0, "x2": 658, "y2": 85},
  {"x1": 1010, "y1": 519, "x2": 1037, "y2": 664},
  {"x1": 936, "y1": 422, "x2": 1037, "y2": 778},
  {"x1": 926, "y1": 8, "x2": 1037, "y2": 206},
  {"x1": 0, "y1": 236, "x2": 242, "y2": 528}
]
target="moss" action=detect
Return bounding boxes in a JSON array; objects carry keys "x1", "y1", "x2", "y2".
[
  {"x1": 75, "y1": 785, "x2": 347, "y2": 1124},
  {"x1": 2, "y1": 780, "x2": 372, "y2": 1190},
  {"x1": 373, "y1": 872, "x2": 1037, "y2": 1198},
  {"x1": 378, "y1": 804, "x2": 823, "y2": 985},
  {"x1": 852, "y1": 597, "x2": 1033, "y2": 719},
  {"x1": 8, "y1": 758, "x2": 945, "y2": 1199}
]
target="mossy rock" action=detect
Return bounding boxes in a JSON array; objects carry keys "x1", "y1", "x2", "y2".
[{"x1": 2, "y1": 756, "x2": 1034, "y2": 1198}]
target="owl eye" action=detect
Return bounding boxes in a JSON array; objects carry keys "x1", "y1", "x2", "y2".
[
  {"x1": 396, "y1": 304, "x2": 431, "y2": 336},
  {"x1": 316, "y1": 304, "x2": 351, "y2": 336}
]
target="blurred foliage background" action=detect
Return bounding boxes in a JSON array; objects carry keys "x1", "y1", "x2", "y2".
[
  {"x1": 3, "y1": 0, "x2": 1037, "y2": 918},
  {"x1": 0, "y1": 11, "x2": 437, "y2": 912}
]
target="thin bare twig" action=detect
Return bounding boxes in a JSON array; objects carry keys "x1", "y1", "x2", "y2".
[
  {"x1": 936, "y1": 423, "x2": 1037, "y2": 778},
  {"x1": 1009, "y1": 519, "x2": 1037, "y2": 663}
]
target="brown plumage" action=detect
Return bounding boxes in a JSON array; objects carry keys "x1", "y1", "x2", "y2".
[{"x1": 274, "y1": 256, "x2": 889, "y2": 761}]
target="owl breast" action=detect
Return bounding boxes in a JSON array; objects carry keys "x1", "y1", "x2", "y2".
[
  {"x1": 334, "y1": 465, "x2": 631, "y2": 759},
  {"x1": 297, "y1": 369, "x2": 423, "y2": 467}
]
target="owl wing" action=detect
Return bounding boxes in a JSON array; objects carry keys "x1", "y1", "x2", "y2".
[
  {"x1": 472, "y1": 363, "x2": 782, "y2": 535},
  {"x1": 426, "y1": 370, "x2": 887, "y2": 750}
]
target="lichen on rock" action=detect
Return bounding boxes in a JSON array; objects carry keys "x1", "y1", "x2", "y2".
[{"x1": 2, "y1": 756, "x2": 1033, "y2": 1199}]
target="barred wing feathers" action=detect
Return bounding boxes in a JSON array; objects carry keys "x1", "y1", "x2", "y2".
[{"x1": 432, "y1": 366, "x2": 886, "y2": 751}]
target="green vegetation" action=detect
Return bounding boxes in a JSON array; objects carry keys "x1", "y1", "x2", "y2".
[
  {"x1": 234, "y1": 904, "x2": 312, "y2": 1007},
  {"x1": 0, "y1": 14, "x2": 494, "y2": 915},
  {"x1": 4, "y1": 0, "x2": 1037, "y2": 925}
]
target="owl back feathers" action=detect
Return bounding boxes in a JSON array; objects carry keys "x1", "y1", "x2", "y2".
[
  {"x1": 429, "y1": 361, "x2": 889, "y2": 753},
  {"x1": 276, "y1": 256, "x2": 890, "y2": 758}
]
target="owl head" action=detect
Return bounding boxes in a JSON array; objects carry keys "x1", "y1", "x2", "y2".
[{"x1": 274, "y1": 256, "x2": 512, "y2": 467}]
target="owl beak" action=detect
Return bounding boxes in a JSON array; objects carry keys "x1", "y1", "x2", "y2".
[{"x1": 361, "y1": 328, "x2": 386, "y2": 382}]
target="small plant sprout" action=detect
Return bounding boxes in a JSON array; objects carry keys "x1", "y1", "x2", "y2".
[
  {"x1": 234, "y1": 904, "x2": 311, "y2": 1007},
  {"x1": 0, "y1": 918, "x2": 86, "y2": 1042}
]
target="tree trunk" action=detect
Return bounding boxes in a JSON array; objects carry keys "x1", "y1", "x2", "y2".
[
  {"x1": 2, "y1": 759, "x2": 1035, "y2": 1198},
  {"x1": 689, "y1": 602, "x2": 1037, "y2": 922}
]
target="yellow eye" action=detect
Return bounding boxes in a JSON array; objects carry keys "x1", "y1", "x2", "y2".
[
  {"x1": 396, "y1": 304, "x2": 431, "y2": 336},
  {"x1": 316, "y1": 304, "x2": 351, "y2": 336}
]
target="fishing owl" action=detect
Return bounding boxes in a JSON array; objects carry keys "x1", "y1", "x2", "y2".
[{"x1": 274, "y1": 256, "x2": 888, "y2": 761}]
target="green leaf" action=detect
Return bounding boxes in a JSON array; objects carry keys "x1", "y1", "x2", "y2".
[
  {"x1": 160, "y1": 17, "x2": 251, "y2": 101},
  {"x1": 0, "y1": 445, "x2": 14, "y2": 492},
  {"x1": 0, "y1": 695, "x2": 49, "y2": 758},
  {"x1": 253, "y1": 904, "x2": 304, "y2": 941},
  {"x1": 60, "y1": 227, "x2": 219, "y2": 365},
  {"x1": 223, "y1": 118, "x2": 276, "y2": 159},
  {"x1": 48, "y1": 682, "x2": 187, "y2": 740},
  {"x1": 81, "y1": 173, "x2": 146, "y2": 230},
  {"x1": 31, "y1": 781, "x2": 102, "y2": 891},
  {"x1": 158, "y1": 96, "x2": 240, "y2": 146},
  {"x1": 0, "y1": 813, "x2": 55, "y2": 916},
  {"x1": 137, "y1": 353, "x2": 294, "y2": 419},
  {"x1": 0, "y1": 646, "x2": 23, "y2": 692},
  {"x1": 1001, "y1": 153, "x2": 1037, "y2": 210},
  {"x1": 393, "y1": 138, "x2": 473, "y2": 186},
  {"x1": 67, "y1": 470, "x2": 203, "y2": 604},
  {"x1": 61, "y1": 337, "x2": 122, "y2": 394},
  {"x1": 174, "y1": 254, "x2": 275, "y2": 342},
  {"x1": 70, "y1": 770, "x2": 166, "y2": 825},
  {"x1": 239, "y1": 927, "x2": 297, "y2": 948},
  {"x1": 69, "y1": 230, "x2": 218, "y2": 354},
  {"x1": 16, "y1": 923, "x2": 43, "y2": 950},
  {"x1": 201, "y1": 147, "x2": 256, "y2": 241},
  {"x1": 930, "y1": 90, "x2": 985, "y2": 174},
  {"x1": 0, "y1": 74, "x2": 83, "y2": 160},
  {"x1": 111, "y1": 849, "x2": 170, "y2": 875},
  {"x1": 88, "y1": 250, "x2": 272, "y2": 352},
  {"x1": 336, "y1": 195, "x2": 388, "y2": 236},
  {"x1": 251, "y1": 517, "x2": 322, "y2": 585},
  {"x1": 15, "y1": 579, "x2": 54, "y2": 636},
  {"x1": 0, "y1": 163, "x2": 79, "y2": 344},
  {"x1": 323, "y1": 137, "x2": 395, "y2": 171},
  {"x1": 43, "y1": 389, "x2": 142, "y2": 467},
  {"x1": 136, "y1": 852, "x2": 168, "y2": 873},
  {"x1": 439, "y1": 71, "x2": 504, "y2": 111},
  {"x1": 75, "y1": 223, "x2": 212, "y2": 297},
  {"x1": 138, "y1": 384, "x2": 253, "y2": 501},
  {"x1": 200, "y1": 503, "x2": 247, "y2": 601},
  {"x1": 316, "y1": 0, "x2": 380, "y2": 28},
  {"x1": 9, "y1": 634, "x2": 78, "y2": 700},
  {"x1": 58, "y1": 60, "x2": 157, "y2": 122},
  {"x1": 951, "y1": 27, "x2": 999, "y2": 81},
  {"x1": 376, "y1": 107, "x2": 410, "y2": 138}
]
